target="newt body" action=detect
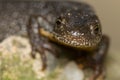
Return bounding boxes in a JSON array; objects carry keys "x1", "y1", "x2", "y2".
[{"x1": 0, "y1": 1, "x2": 109, "y2": 80}]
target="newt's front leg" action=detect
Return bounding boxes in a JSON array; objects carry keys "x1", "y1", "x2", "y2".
[
  {"x1": 89, "y1": 35, "x2": 110, "y2": 80},
  {"x1": 27, "y1": 15, "x2": 59, "y2": 70},
  {"x1": 27, "y1": 15, "x2": 47, "y2": 70}
]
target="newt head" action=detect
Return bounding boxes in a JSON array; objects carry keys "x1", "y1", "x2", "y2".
[{"x1": 52, "y1": 11, "x2": 102, "y2": 49}]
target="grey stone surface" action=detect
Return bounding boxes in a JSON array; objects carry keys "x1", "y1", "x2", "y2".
[
  {"x1": 0, "y1": 36, "x2": 118, "y2": 80},
  {"x1": 58, "y1": 62, "x2": 84, "y2": 80}
]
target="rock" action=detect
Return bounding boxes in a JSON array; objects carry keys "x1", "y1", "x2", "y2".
[
  {"x1": 32, "y1": 51, "x2": 58, "y2": 79},
  {"x1": 0, "y1": 36, "x2": 106, "y2": 80},
  {"x1": 58, "y1": 61, "x2": 84, "y2": 80}
]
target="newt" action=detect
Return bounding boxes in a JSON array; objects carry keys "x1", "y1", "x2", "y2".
[{"x1": 0, "y1": 1, "x2": 109, "y2": 80}]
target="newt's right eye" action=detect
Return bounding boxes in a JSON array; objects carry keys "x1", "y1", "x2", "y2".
[
  {"x1": 56, "y1": 17, "x2": 63, "y2": 25},
  {"x1": 56, "y1": 19, "x2": 61, "y2": 25}
]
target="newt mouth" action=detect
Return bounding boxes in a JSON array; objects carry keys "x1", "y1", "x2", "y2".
[
  {"x1": 53, "y1": 33, "x2": 101, "y2": 49},
  {"x1": 39, "y1": 28, "x2": 101, "y2": 50}
]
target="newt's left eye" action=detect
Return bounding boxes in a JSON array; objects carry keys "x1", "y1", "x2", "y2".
[
  {"x1": 90, "y1": 25, "x2": 100, "y2": 35},
  {"x1": 94, "y1": 26, "x2": 100, "y2": 34}
]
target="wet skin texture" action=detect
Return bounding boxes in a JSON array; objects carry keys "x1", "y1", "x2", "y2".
[{"x1": 0, "y1": 1, "x2": 109, "y2": 80}]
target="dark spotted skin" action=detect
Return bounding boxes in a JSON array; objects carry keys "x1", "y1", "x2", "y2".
[{"x1": 0, "y1": 1, "x2": 109, "y2": 80}]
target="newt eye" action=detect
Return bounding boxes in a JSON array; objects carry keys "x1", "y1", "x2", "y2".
[
  {"x1": 56, "y1": 19, "x2": 61, "y2": 25},
  {"x1": 56, "y1": 17, "x2": 62, "y2": 25},
  {"x1": 94, "y1": 27, "x2": 100, "y2": 34},
  {"x1": 90, "y1": 25, "x2": 100, "y2": 35}
]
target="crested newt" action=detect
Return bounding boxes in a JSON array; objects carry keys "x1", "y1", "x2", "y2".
[{"x1": 0, "y1": 1, "x2": 109, "y2": 80}]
